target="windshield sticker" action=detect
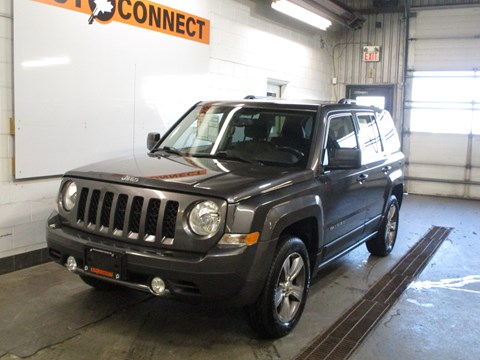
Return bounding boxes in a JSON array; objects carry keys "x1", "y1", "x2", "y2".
[{"x1": 196, "y1": 114, "x2": 221, "y2": 143}]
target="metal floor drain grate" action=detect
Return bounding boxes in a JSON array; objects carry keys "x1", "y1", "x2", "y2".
[{"x1": 295, "y1": 226, "x2": 452, "y2": 360}]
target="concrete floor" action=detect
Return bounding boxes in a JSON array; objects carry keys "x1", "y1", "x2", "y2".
[{"x1": 0, "y1": 194, "x2": 478, "y2": 360}]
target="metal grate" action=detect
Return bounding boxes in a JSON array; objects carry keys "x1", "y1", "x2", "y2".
[
  {"x1": 294, "y1": 226, "x2": 452, "y2": 360},
  {"x1": 77, "y1": 188, "x2": 89, "y2": 223},
  {"x1": 100, "y1": 192, "x2": 114, "y2": 228},
  {"x1": 75, "y1": 188, "x2": 179, "y2": 246},
  {"x1": 114, "y1": 194, "x2": 128, "y2": 232},
  {"x1": 128, "y1": 196, "x2": 144, "y2": 235},
  {"x1": 88, "y1": 190, "x2": 101, "y2": 225},
  {"x1": 145, "y1": 199, "x2": 161, "y2": 237},
  {"x1": 162, "y1": 201, "x2": 179, "y2": 239}
]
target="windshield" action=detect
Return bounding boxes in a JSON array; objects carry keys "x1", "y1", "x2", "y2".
[{"x1": 158, "y1": 104, "x2": 315, "y2": 168}]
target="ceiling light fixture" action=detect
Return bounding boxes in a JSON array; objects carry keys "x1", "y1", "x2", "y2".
[{"x1": 271, "y1": 0, "x2": 332, "y2": 31}]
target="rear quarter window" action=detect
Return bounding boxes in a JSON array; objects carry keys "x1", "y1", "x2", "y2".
[
  {"x1": 376, "y1": 110, "x2": 401, "y2": 154},
  {"x1": 356, "y1": 113, "x2": 383, "y2": 161}
]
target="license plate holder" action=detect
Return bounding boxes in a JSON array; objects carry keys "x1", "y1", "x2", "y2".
[{"x1": 85, "y1": 248, "x2": 123, "y2": 280}]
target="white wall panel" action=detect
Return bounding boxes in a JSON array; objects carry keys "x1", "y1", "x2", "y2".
[
  {"x1": 409, "y1": 7, "x2": 480, "y2": 71},
  {"x1": 408, "y1": 164, "x2": 466, "y2": 181},
  {"x1": 471, "y1": 135, "x2": 480, "y2": 167},
  {"x1": 14, "y1": 0, "x2": 212, "y2": 179},
  {"x1": 407, "y1": 180, "x2": 466, "y2": 198},
  {"x1": 471, "y1": 168, "x2": 480, "y2": 182},
  {"x1": 14, "y1": 0, "x2": 333, "y2": 179},
  {"x1": 407, "y1": 133, "x2": 469, "y2": 165},
  {"x1": 468, "y1": 185, "x2": 480, "y2": 198}
]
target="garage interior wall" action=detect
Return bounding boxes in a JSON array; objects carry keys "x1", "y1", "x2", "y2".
[
  {"x1": 333, "y1": 0, "x2": 406, "y2": 129},
  {"x1": 336, "y1": 0, "x2": 480, "y2": 199},
  {"x1": 0, "y1": 0, "x2": 334, "y2": 269}
]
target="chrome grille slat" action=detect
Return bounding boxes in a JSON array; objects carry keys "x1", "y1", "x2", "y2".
[{"x1": 71, "y1": 185, "x2": 179, "y2": 247}]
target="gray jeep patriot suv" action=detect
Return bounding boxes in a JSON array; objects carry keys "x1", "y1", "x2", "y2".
[{"x1": 47, "y1": 99, "x2": 404, "y2": 338}]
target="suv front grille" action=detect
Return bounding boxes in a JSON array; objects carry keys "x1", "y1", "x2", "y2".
[{"x1": 75, "y1": 187, "x2": 179, "y2": 245}]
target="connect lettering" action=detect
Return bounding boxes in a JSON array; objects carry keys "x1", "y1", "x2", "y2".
[{"x1": 35, "y1": 0, "x2": 210, "y2": 44}]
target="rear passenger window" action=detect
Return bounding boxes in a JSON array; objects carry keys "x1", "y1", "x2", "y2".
[{"x1": 357, "y1": 114, "x2": 383, "y2": 159}]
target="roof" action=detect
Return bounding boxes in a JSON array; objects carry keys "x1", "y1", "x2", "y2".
[{"x1": 196, "y1": 99, "x2": 379, "y2": 112}]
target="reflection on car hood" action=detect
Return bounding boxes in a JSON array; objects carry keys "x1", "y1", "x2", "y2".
[{"x1": 66, "y1": 153, "x2": 313, "y2": 203}]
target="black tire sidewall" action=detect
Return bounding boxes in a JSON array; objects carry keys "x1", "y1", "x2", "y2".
[
  {"x1": 260, "y1": 237, "x2": 310, "y2": 337},
  {"x1": 368, "y1": 195, "x2": 399, "y2": 256},
  {"x1": 383, "y1": 196, "x2": 399, "y2": 253}
]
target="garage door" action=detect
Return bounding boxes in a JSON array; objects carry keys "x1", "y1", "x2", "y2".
[{"x1": 404, "y1": 7, "x2": 480, "y2": 199}]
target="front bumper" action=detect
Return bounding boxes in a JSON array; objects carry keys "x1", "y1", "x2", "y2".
[{"x1": 46, "y1": 213, "x2": 275, "y2": 306}]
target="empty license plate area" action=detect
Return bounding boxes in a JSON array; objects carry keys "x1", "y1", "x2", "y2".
[{"x1": 85, "y1": 248, "x2": 123, "y2": 280}]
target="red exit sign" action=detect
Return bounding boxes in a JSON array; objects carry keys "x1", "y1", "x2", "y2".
[{"x1": 363, "y1": 46, "x2": 381, "y2": 62}]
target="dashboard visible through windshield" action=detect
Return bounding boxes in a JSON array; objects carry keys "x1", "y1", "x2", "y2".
[{"x1": 158, "y1": 104, "x2": 315, "y2": 167}]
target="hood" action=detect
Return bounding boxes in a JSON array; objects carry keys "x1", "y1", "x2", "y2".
[{"x1": 66, "y1": 153, "x2": 312, "y2": 203}]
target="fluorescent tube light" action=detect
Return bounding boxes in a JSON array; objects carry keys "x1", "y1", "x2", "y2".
[{"x1": 271, "y1": 0, "x2": 332, "y2": 31}]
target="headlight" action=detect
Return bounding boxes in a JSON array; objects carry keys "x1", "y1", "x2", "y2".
[
  {"x1": 61, "y1": 181, "x2": 78, "y2": 212},
  {"x1": 189, "y1": 201, "x2": 221, "y2": 236}
]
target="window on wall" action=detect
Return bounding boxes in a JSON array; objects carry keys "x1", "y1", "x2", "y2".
[
  {"x1": 267, "y1": 79, "x2": 288, "y2": 99},
  {"x1": 407, "y1": 71, "x2": 480, "y2": 135},
  {"x1": 356, "y1": 96, "x2": 385, "y2": 110}
]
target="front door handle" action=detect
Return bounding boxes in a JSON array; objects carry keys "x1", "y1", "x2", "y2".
[
  {"x1": 382, "y1": 165, "x2": 392, "y2": 174},
  {"x1": 357, "y1": 173, "x2": 369, "y2": 184}
]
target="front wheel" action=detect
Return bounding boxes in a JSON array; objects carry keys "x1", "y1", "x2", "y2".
[
  {"x1": 245, "y1": 236, "x2": 310, "y2": 338},
  {"x1": 366, "y1": 195, "x2": 399, "y2": 256}
]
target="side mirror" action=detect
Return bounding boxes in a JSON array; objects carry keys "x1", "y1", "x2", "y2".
[
  {"x1": 147, "y1": 132, "x2": 161, "y2": 151},
  {"x1": 327, "y1": 148, "x2": 362, "y2": 170}
]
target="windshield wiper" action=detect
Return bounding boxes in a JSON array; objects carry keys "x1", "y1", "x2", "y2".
[
  {"x1": 152, "y1": 146, "x2": 184, "y2": 156},
  {"x1": 190, "y1": 151, "x2": 262, "y2": 165}
]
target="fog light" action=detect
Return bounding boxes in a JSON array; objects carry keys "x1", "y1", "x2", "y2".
[
  {"x1": 150, "y1": 277, "x2": 166, "y2": 295},
  {"x1": 66, "y1": 256, "x2": 77, "y2": 272}
]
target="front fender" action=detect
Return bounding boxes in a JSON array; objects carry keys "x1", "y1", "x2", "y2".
[{"x1": 261, "y1": 195, "x2": 324, "y2": 244}]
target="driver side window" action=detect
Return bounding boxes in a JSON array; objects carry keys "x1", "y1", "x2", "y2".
[{"x1": 324, "y1": 115, "x2": 358, "y2": 166}]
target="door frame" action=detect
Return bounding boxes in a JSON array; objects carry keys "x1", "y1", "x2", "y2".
[{"x1": 346, "y1": 84, "x2": 395, "y2": 116}]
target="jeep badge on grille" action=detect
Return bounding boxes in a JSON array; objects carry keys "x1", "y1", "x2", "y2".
[{"x1": 121, "y1": 175, "x2": 139, "y2": 183}]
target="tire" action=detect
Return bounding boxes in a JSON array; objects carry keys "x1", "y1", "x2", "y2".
[
  {"x1": 366, "y1": 195, "x2": 399, "y2": 257},
  {"x1": 79, "y1": 275, "x2": 118, "y2": 291},
  {"x1": 245, "y1": 236, "x2": 310, "y2": 338}
]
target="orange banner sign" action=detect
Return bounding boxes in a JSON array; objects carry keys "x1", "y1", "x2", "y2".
[{"x1": 34, "y1": 0, "x2": 210, "y2": 44}]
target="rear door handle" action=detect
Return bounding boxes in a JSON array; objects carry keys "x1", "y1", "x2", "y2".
[
  {"x1": 382, "y1": 165, "x2": 392, "y2": 174},
  {"x1": 357, "y1": 173, "x2": 369, "y2": 184}
]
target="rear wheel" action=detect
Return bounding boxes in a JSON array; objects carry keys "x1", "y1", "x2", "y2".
[
  {"x1": 245, "y1": 236, "x2": 310, "y2": 338},
  {"x1": 366, "y1": 195, "x2": 399, "y2": 256}
]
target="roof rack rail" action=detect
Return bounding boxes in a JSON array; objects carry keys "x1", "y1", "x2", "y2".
[
  {"x1": 338, "y1": 98, "x2": 357, "y2": 104},
  {"x1": 244, "y1": 95, "x2": 269, "y2": 99}
]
